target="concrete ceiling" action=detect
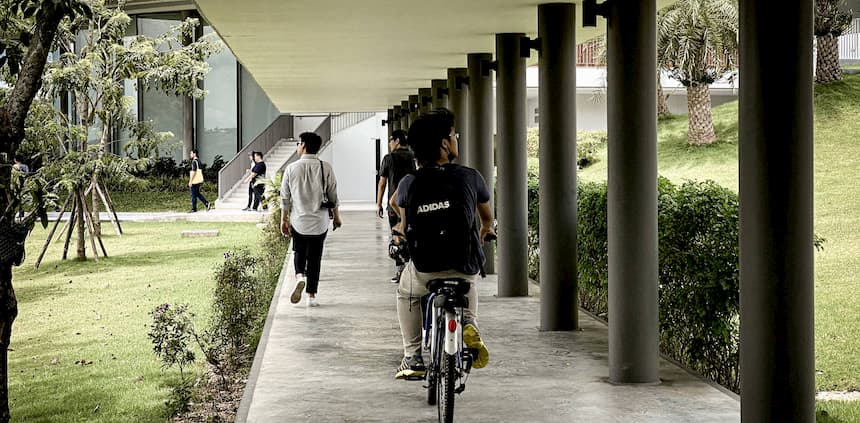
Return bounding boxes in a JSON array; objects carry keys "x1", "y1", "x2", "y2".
[{"x1": 193, "y1": 0, "x2": 673, "y2": 113}]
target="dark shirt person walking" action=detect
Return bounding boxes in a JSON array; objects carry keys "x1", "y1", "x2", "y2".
[
  {"x1": 376, "y1": 129, "x2": 415, "y2": 282},
  {"x1": 188, "y1": 149, "x2": 211, "y2": 213},
  {"x1": 244, "y1": 151, "x2": 267, "y2": 211}
]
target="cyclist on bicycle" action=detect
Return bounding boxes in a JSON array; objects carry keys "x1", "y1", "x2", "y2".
[{"x1": 390, "y1": 108, "x2": 495, "y2": 380}]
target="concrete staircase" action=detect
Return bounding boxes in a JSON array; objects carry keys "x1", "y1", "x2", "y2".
[{"x1": 215, "y1": 141, "x2": 297, "y2": 210}]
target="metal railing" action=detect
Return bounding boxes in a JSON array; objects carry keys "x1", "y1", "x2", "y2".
[
  {"x1": 277, "y1": 112, "x2": 378, "y2": 174},
  {"x1": 218, "y1": 114, "x2": 293, "y2": 200},
  {"x1": 330, "y1": 112, "x2": 377, "y2": 134},
  {"x1": 278, "y1": 115, "x2": 332, "y2": 174},
  {"x1": 839, "y1": 19, "x2": 860, "y2": 60}
]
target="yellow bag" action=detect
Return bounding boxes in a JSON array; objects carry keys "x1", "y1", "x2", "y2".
[{"x1": 190, "y1": 170, "x2": 204, "y2": 185}]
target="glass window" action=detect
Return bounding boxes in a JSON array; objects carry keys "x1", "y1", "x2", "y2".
[
  {"x1": 240, "y1": 66, "x2": 280, "y2": 147},
  {"x1": 197, "y1": 26, "x2": 237, "y2": 165},
  {"x1": 138, "y1": 16, "x2": 184, "y2": 161}
]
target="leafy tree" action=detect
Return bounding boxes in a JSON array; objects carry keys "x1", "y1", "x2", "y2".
[
  {"x1": 0, "y1": 2, "x2": 91, "y2": 421},
  {"x1": 37, "y1": 0, "x2": 220, "y2": 257},
  {"x1": 815, "y1": 0, "x2": 853, "y2": 84},
  {"x1": 657, "y1": 0, "x2": 738, "y2": 145}
]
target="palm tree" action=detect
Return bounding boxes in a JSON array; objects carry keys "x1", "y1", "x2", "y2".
[
  {"x1": 815, "y1": 0, "x2": 853, "y2": 84},
  {"x1": 658, "y1": 0, "x2": 738, "y2": 145}
]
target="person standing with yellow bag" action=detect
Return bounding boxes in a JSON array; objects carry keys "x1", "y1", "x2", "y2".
[{"x1": 188, "y1": 149, "x2": 212, "y2": 213}]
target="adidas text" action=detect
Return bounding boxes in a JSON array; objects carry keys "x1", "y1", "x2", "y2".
[{"x1": 417, "y1": 201, "x2": 450, "y2": 214}]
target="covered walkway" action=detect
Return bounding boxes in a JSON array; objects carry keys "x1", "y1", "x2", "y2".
[{"x1": 237, "y1": 210, "x2": 739, "y2": 422}]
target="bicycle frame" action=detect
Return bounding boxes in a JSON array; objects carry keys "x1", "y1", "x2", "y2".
[{"x1": 422, "y1": 279, "x2": 472, "y2": 423}]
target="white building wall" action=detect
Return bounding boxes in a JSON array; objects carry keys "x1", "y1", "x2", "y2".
[
  {"x1": 293, "y1": 115, "x2": 328, "y2": 137},
  {"x1": 321, "y1": 112, "x2": 387, "y2": 203}
]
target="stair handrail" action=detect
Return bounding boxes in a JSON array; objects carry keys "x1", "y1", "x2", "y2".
[
  {"x1": 279, "y1": 115, "x2": 332, "y2": 174},
  {"x1": 218, "y1": 114, "x2": 293, "y2": 200}
]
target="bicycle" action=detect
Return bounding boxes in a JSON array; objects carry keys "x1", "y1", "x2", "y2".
[{"x1": 421, "y1": 233, "x2": 496, "y2": 423}]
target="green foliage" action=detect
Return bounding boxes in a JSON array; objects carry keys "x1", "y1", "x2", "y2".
[
  {"x1": 525, "y1": 127, "x2": 608, "y2": 169},
  {"x1": 163, "y1": 377, "x2": 195, "y2": 418},
  {"x1": 210, "y1": 249, "x2": 268, "y2": 362},
  {"x1": 815, "y1": 0, "x2": 853, "y2": 37},
  {"x1": 657, "y1": 0, "x2": 738, "y2": 86},
  {"x1": 528, "y1": 174, "x2": 741, "y2": 391},
  {"x1": 148, "y1": 303, "x2": 197, "y2": 376}
]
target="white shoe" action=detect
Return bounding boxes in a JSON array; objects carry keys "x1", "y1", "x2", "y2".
[
  {"x1": 306, "y1": 297, "x2": 320, "y2": 308},
  {"x1": 291, "y1": 277, "x2": 306, "y2": 304}
]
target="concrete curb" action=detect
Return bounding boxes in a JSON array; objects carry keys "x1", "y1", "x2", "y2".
[{"x1": 235, "y1": 241, "x2": 293, "y2": 422}]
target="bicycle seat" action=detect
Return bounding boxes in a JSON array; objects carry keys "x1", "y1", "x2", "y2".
[{"x1": 427, "y1": 278, "x2": 471, "y2": 296}]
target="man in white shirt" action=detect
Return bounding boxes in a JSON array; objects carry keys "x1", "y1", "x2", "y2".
[{"x1": 280, "y1": 132, "x2": 342, "y2": 307}]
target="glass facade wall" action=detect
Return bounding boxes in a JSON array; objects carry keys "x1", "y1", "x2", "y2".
[
  {"x1": 240, "y1": 67, "x2": 280, "y2": 147},
  {"x1": 105, "y1": 12, "x2": 282, "y2": 167},
  {"x1": 197, "y1": 26, "x2": 238, "y2": 164},
  {"x1": 138, "y1": 17, "x2": 185, "y2": 161}
]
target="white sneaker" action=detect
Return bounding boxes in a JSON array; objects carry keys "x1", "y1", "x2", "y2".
[
  {"x1": 291, "y1": 277, "x2": 306, "y2": 304},
  {"x1": 306, "y1": 297, "x2": 320, "y2": 308}
]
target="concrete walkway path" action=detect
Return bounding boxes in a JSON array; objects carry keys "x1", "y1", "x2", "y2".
[{"x1": 238, "y1": 211, "x2": 740, "y2": 423}]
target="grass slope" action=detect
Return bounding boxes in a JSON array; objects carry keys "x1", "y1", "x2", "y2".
[
  {"x1": 579, "y1": 74, "x2": 860, "y2": 395},
  {"x1": 9, "y1": 222, "x2": 260, "y2": 422}
]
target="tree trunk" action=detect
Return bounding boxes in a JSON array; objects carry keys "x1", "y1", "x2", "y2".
[
  {"x1": 816, "y1": 35, "x2": 843, "y2": 84},
  {"x1": 686, "y1": 84, "x2": 717, "y2": 145},
  {"x1": 92, "y1": 122, "x2": 111, "y2": 237},
  {"x1": 0, "y1": 264, "x2": 17, "y2": 423},
  {"x1": 0, "y1": 8, "x2": 66, "y2": 422},
  {"x1": 657, "y1": 72, "x2": 672, "y2": 118},
  {"x1": 76, "y1": 192, "x2": 87, "y2": 260}
]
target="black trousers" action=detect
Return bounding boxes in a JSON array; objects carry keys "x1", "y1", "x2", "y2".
[
  {"x1": 190, "y1": 183, "x2": 208, "y2": 211},
  {"x1": 291, "y1": 228, "x2": 327, "y2": 294},
  {"x1": 246, "y1": 183, "x2": 254, "y2": 208},
  {"x1": 252, "y1": 184, "x2": 265, "y2": 210}
]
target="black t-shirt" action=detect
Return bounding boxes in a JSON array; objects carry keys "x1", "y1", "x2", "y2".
[
  {"x1": 251, "y1": 162, "x2": 267, "y2": 182},
  {"x1": 395, "y1": 163, "x2": 491, "y2": 275},
  {"x1": 380, "y1": 148, "x2": 416, "y2": 199},
  {"x1": 191, "y1": 158, "x2": 201, "y2": 172}
]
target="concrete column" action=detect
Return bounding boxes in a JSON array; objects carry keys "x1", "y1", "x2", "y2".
[
  {"x1": 408, "y1": 95, "x2": 420, "y2": 129},
  {"x1": 467, "y1": 53, "x2": 495, "y2": 274},
  {"x1": 393, "y1": 105, "x2": 403, "y2": 131},
  {"x1": 400, "y1": 100, "x2": 410, "y2": 130},
  {"x1": 538, "y1": 3, "x2": 578, "y2": 330},
  {"x1": 419, "y1": 88, "x2": 432, "y2": 115},
  {"x1": 495, "y1": 33, "x2": 529, "y2": 297},
  {"x1": 431, "y1": 79, "x2": 449, "y2": 110},
  {"x1": 739, "y1": 1, "x2": 815, "y2": 421},
  {"x1": 606, "y1": 0, "x2": 659, "y2": 384},
  {"x1": 447, "y1": 68, "x2": 470, "y2": 167}
]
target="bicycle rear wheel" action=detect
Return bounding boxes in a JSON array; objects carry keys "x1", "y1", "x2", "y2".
[
  {"x1": 427, "y1": 363, "x2": 437, "y2": 405},
  {"x1": 437, "y1": 352, "x2": 456, "y2": 423}
]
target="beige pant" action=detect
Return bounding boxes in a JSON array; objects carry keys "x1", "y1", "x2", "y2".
[{"x1": 396, "y1": 262, "x2": 478, "y2": 357}]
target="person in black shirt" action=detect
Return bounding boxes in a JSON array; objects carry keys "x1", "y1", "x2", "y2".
[
  {"x1": 376, "y1": 129, "x2": 415, "y2": 282},
  {"x1": 389, "y1": 109, "x2": 495, "y2": 379},
  {"x1": 243, "y1": 151, "x2": 267, "y2": 211}
]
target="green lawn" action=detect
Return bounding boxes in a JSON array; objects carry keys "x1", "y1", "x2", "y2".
[
  {"x1": 580, "y1": 74, "x2": 860, "y2": 397},
  {"x1": 9, "y1": 222, "x2": 260, "y2": 422},
  {"x1": 818, "y1": 401, "x2": 860, "y2": 423}
]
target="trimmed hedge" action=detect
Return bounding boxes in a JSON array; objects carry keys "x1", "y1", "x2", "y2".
[{"x1": 527, "y1": 174, "x2": 740, "y2": 392}]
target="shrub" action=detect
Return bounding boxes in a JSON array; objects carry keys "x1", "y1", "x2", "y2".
[
  {"x1": 527, "y1": 174, "x2": 741, "y2": 392},
  {"x1": 148, "y1": 303, "x2": 197, "y2": 376},
  {"x1": 526, "y1": 128, "x2": 607, "y2": 169},
  {"x1": 211, "y1": 249, "x2": 268, "y2": 361}
]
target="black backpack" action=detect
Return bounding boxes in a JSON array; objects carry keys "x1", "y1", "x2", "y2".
[{"x1": 405, "y1": 165, "x2": 474, "y2": 273}]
